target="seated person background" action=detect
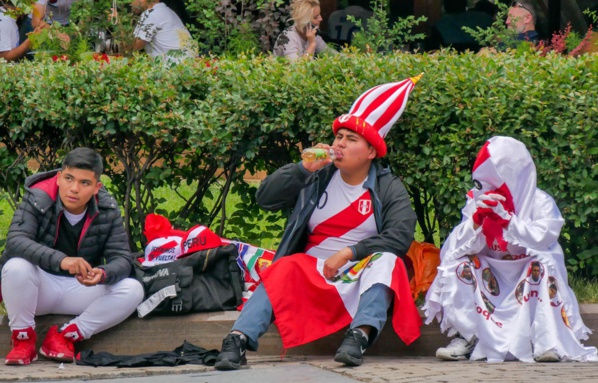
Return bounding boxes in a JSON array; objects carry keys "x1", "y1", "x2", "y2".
[
  {"x1": 132, "y1": 0, "x2": 195, "y2": 62},
  {"x1": 214, "y1": 74, "x2": 423, "y2": 370},
  {"x1": 424, "y1": 136, "x2": 597, "y2": 363},
  {"x1": 506, "y1": 1, "x2": 539, "y2": 43},
  {"x1": 472, "y1": 0, "x2": 498, "y2": 19},
  {"x1": 327, "y1": 4, "x2": 372, "y2": 46},
  {"x1": 427, "y1": 0, "x2": 494, "y2": 52},
  {"x1": 19, "y1": 0, "x2": 77, "y2": 44},
  {"x1": 1, "y1": 1, "x2": 44, "y2": 61},
  {"x1": 1, "y1": 147, "x2": 144, "y2": 366},
  {"x1": 273, "y1": 0, "x2": 336, "y2": 60}
]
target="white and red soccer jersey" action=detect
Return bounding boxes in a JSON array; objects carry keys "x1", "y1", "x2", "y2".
[{"x1": 305, "y1": 172, "x2": 377, "y2": 259}]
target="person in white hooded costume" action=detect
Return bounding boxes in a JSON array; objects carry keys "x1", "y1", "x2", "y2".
[{"x1": 424, "y1": 136, "x2": 597, "y2": 363}]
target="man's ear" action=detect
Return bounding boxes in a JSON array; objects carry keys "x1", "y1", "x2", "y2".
[
  {"x1": 56, "y1": 171, "x2": 62, "y2": 185},
  {"x1": 94, "y1": 181, "x2": 102, "y2": 195},
  {"x1": 368, "y1": 146, "x2": 377, "y2": 160}
]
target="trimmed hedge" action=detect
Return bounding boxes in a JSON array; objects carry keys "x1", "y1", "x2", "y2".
[{"x1": 1, "y1": 52, "x2": 597, "y2": 275}]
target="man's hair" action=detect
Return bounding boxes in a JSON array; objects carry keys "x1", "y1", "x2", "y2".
[
  {"x1": 62, "y1": 147, "x2": 103, "y2": 181},
  {"x1": 513, "y1": 1, "x2": 537, "y2": 24},
  {"x1": 531, "y1": 261, "x2": 540, "y2": 269},
  {"x1": 291, "y1": 0, "x2": 320, "y2": 28},
  {"x1": 473, "y1": 0, "x2": 498, "y2": 17},
  {"x1": 443, "y1": 0, "x2": 467, "y2": 14}
]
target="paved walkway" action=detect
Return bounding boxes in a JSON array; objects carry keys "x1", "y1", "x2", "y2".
[{"x1": 2, "y1": 355, "x2": 598, "y2": 383}]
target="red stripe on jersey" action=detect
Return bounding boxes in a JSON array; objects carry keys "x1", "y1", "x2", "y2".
[{"x1": 305, "y1": 190, "x2": 373, "y2": 252}]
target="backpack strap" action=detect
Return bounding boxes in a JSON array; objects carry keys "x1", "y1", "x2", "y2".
[{"x1": 227, "y1": 247, "x2": 244, "y2": 307}]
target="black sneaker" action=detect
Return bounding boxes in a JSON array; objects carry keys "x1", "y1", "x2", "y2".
[
  {"x1": 214, "y1": 333, "x2": 247, "y2": 371},
  {"x1": 334, "y1": 329, "x2": 368, "y2": 366}
]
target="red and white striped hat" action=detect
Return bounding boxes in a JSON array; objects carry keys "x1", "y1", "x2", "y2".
[{"x1": 332, "y1": 73, "x2": 423, "y2": 158}]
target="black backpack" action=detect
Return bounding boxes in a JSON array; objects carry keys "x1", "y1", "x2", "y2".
[{"x1": 134, "y1": 244, "x2": 243, "y2": 317}]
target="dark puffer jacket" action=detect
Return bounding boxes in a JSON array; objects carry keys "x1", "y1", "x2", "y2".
[{"x1": 0, "y1": 170, "x2": 133, "y2": 284}]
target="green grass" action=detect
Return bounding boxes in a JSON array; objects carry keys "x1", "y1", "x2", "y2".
[
  {"x1": 0, "y1": 197, "x2": 11, "y2": 246},
  {"x1": 569, "y1": 276, "x2": 598, "y2": 303}
]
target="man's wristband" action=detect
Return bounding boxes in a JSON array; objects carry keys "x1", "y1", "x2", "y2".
[{"x1": 99, "y1": 269, "x2": 107, "y2": 284}]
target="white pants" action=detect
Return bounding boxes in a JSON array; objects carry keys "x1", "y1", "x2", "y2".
[{"x1": 1, "y1": 258, "x2": 144, "y2": 339}]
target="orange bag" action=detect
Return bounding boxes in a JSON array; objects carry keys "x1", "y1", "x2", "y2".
[{"x1": 404, "y1": 241, "x2": 441, "y2": 300}]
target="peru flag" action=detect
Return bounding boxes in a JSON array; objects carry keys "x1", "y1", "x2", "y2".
[{"x1": 260, "y1": 252, "x2": 421, "y2": 348}]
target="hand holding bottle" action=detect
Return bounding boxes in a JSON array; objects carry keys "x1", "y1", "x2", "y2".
[
  {"x1": 301, "y1": 144, "x2": 335, "y2": 173},
  {"x1": 302, "y1": 147, "x2": 336, "y2": 162}
]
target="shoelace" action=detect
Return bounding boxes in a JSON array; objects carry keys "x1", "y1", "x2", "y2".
[
  {"x1": 222, "y1": 335, "x2": 241, "y2": 351},
  {"x1": 347, "y1": 330, "x2": 367, "y2": 347}
]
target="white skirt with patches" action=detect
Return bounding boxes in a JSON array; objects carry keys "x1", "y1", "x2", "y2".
[{"x1": 424, "y1": 249, "x2": 597, "y2": 362}]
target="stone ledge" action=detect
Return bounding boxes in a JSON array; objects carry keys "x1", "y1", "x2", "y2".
[{"x1": 2, "y1": 304, "x2": 598, "y2": 357}]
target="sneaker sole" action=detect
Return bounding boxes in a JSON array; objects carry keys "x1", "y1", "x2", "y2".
[
  {"x1": 535, "y1": 352, "x2": 560, "y2": 363},
  {"x1": 39, "y1": 348, "x2": 74, "y2": 363},
  {"x1": 334, "y1": 351, "x2": 363, "y2": 366},
  {"x1": 5, "y1": 354, "x2": 38, "y2": 365},
  {"x1": 436, "y1": 349, "x2": 470, "y2": 361},
  {"x1": 214, "y1": 358, "x2": 245, "y2": 371}
]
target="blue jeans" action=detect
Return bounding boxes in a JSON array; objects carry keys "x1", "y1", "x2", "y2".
[{"x1": 232, "y1": 282, "x2": 392, "y2": 351}]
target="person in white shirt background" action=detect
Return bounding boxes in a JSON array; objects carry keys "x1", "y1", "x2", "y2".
[
  {"x1": 18, "y1": 0, "x2": 76, "y2": 44},
  {"x1": 1, "y1": 0, "x2": 46, "y2": 61},
  {"x1": 131, "y1": 0, "x2": 195, "y2": 62}
]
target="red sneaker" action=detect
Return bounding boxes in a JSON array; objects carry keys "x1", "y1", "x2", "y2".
[
  {"x1": 39, "y1": 324, "x2": 82, "y2": 362},
  {"x1": 61, "y1": 323, "x2": 84, "y2": 343},
  {"x1": 5, "y1": 327, "x2": 37, "y2": 365}
]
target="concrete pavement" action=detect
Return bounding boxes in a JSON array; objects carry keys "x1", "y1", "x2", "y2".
[
  {"x1": 4, "y1": 304, "x2": 598, "y2": 359},
  {"x1": 2, "y1": 355, "x2": 598, "y2": 383},
  {"x1": 3, "y1": 305, "x2": 598, "y2": 382}
]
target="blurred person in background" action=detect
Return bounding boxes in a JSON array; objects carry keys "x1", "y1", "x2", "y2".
[{"x1": 273, "y1": 0, "x2": 336, "y2": 60}]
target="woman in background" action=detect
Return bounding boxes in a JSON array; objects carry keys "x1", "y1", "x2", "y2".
[{"x1": 273, "y1": 0, "x2": 336, "y2": 60}]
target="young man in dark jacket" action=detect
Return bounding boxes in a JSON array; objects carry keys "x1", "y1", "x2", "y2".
[
  {"x1": 215, "y1": 75, "x2": 423, "y2": 370},
  {"x1": 1, "y1": 147, "x2": 144, "y2": 366}
]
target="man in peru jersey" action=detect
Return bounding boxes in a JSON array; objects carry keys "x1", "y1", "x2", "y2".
[
  {"x1": 1, "y1": 148, "x2": 144, "y2": 366},
  {"x1": 215, "y1": 75, "x2": 423, "y2": 370}
]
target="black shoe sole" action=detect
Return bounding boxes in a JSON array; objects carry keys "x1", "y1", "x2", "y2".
[
  {"x1": 214, "y1": 358, "x2": 245, "y2": 371},
  {"x1": 334, "y1": 351, "x2": 363, "y2": 366}
]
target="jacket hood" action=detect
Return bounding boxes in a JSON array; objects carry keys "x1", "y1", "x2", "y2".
[
  {"x1": 24, "y1": 169, "x2": 114, "y2": 215},
  {"x1": 25, "y1": 169, "x2": 60, "y2": 201}
]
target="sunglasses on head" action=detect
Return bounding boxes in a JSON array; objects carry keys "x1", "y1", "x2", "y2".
[{"x1": 511, "y1": 2, "x2": 532, "y2": 14}]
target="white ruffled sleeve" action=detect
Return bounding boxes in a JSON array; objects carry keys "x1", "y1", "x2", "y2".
[
  {"x1": 440, "y1": 198, "x2": 486, "y2": 263},
  {"x1": 503, "y1": 190, "x2": 564, "y2": 252}
]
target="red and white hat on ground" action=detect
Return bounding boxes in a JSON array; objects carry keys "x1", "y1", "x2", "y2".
[
  {"x1": 332, "y1": 73, "x2": 423, "y2": 158},
  {"x1": 181, "y1": 224, "x2": 222, "y2": 255},
  {"x1": 144, "y1": 236, "x2": 183, "y2": 265},
  {"x1": 142, "y1": 213, "x2": 223, "y2": 266}
]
